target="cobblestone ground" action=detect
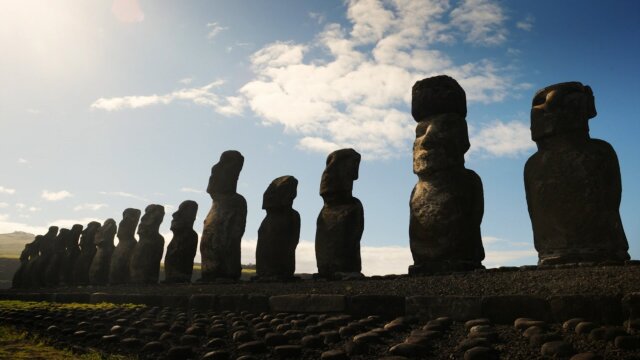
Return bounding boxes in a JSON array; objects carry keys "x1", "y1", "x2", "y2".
[{"x1": 1, "y1": 302, "x2": 639, "y2": 359}]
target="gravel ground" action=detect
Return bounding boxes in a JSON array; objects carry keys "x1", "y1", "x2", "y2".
[{"x1": 6, "y1": 263, "x2": 639, "y2": 297}]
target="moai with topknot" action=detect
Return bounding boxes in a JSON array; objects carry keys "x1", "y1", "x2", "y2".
[
  {"x1": 256, "y1": 176, "x2": 300, "y2": 281},
  {"x1": 409, "y1": 75, "x2": 485, "y2": 275},
  {"x1": 129, "y1": 205, "x2": 165, "y2": 284},
  {"x1": 525, "y1": 81, "x2": 629, "y2": 265},
  {"x1": 73, "y1": 221, "x2": 101, "y2": 285},
  {"x1": 62, "y1": 224, "x2": 83, "y2": 285},
  {"x1": 200, "y1": 151, "x2": 247, "y2": 282},
  {"x1": 315, "y1": 149, "x2": 364, "y2": 280},
  {"x1": 163, "y1": 200, "x2": 199, "y2": 283},
  {"x1": 109, "y1": 208, "x2": 141, "y2": 284},
  {"x1": 89, "y1": 219, "x2": 117, "y2": 285}
]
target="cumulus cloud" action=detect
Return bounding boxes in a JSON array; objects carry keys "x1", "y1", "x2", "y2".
[
  {"x1": 450, "y1": 0, "x2": 507, "y2": 45},
  {"x1": 206, "y1": 22, "x2": 228, "y2": 39},
  {"x1": 469, "y1": 120, "x2": 535, "y2": 157},
  {"x1": 0, "y1": 202, "x2": 8, "y2": 208},
  {"x1": 516, "y1": 15, "x2": 535, "y2": 31},
  {"x1": 49, "y1": 217, "x2": 103, "y2": 229},
  {"x1": 74, "y1": 203, "x2": 108, "y2": 211},
  {"x1": 99, "y1": 191, "x2": 148, "y2": 202},
  {"x1": 0, "y1": 186, "x2": 16, "y2": 195},
  {"x1": 41, "y1": 190, "x2": 72, "y2": 201},
  {"x1": 17, "y1": 158, "x2": 28, "y2": 164},
  {"x1": 91, "y1": 81, "x2": 245, "y2": 116},
  {"x1": 180, "y1": 187, "x2": 204, "y2": 194}
]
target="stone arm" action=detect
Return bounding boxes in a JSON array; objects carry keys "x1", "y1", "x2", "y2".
[
  {"x1": 291, "y1": 210, "x2": 301, "y2": 249},
  {"x1": 594, "y1": 139, "x2": 622, "y2": 208},
  {"x1": 467, "y1": 170, "x2": 485, "y2": 261},
  {"x1": 230, "y1": 196, "x2": 248, "y2": 245}
]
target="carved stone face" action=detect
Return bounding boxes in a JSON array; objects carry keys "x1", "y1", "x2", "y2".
[
  {"x1": 137, "y1": 204, "x2": 165, "y2": 237},
  {"x1": 320, "y1": 149, "x2": 361, "y2": 198},
  {"x1": 117, "y1": 208, "x2": 141, "y2": 239},
  {"x1": 263, "y1": 176, "x2": 298, "y2": 209},
  {"x1": 95, "y1": 219, "x2": 117, "y2": 246},
  {"x1": 413, "y1": 114, "x2": 469, "y2": 176},
  {"x1": 170, "y1": 200, "x2": 198, "y2": 232},
  {"x1": 411, "y1": 75, "x2": 467, "y2": 122},
  {"x1": 530, "y1": 82, "x2": 596, "y2": 142},
  {"x1": 207, "y1": 150, "x2": 244, "y2": 197}
]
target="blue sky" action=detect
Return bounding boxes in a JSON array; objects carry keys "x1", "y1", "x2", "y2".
[{"x1": 0, "y1": 0, "x2": 638, "y2": 274}]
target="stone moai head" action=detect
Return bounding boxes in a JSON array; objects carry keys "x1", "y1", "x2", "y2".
[
  {"x1": 411, "y1": 75, "x2": 470, "y2": 176},
  {"x1": 95, "y1": 219, "x2": 117, "y2": 247},
  {"x1": 320, "y1": 149, "x2": 361, "y2": 200},
  {"x1": 54, "y1": 229, "x2": 70, "y2": 251},
  {"x1": 207, "y1": 150, "x2": 244, "y2": 197},
  {"x1": 530, "y1": 81, "x2": 597, "y2": 142},
  {"x1": 82, "y1": 222, "x2": 101, "y2": 240},
  {"x1": 46, "y1": 226, "x2": 59, "y2": 238},
  {"x1": 69, "y1": 224, "x2": 83, "y2": 245},
  {"x1": 170, "y1": 200, "x2": 198, "y2": 232},
  {"x1": 31, "y1": 236, "x2": 43, "y2": 256},
  {"x1": 263, "y1": 176, "x2": 298, "y2": 210},
  {"x1": 117, "y1": 208, "x2": 141, "y2": 240},
  {"x1": 137, "y1": 204, "x2": 165, "y2": 237}
]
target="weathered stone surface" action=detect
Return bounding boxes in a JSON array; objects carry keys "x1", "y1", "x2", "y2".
[
  {"x1": 130, "y1": 205, "x2": 165, "y2": 284},
  {"x1": 270, "y1": 294, "x2": 346, "y2": 313},
  {"x1": 525, "y1": 81, "x2": 629, "y2": 265},
  {"x1": 548, "y1": 295, "x2": 623, "y2": 324},
  {"x1": 481, "y1": 295, "x2": 551, "y2": 324},
  {"x1": 89, "y1": 219, "x2": 117, "y2": 285},
  {"x1": 200, "y1": 151, "x2": 247, "y2": 281},
  {"x1": 406, "y1": 296, "x2": 481, "y2": 321},
  {"x1": 73, "y1": 222, "x2": 100, "y2": 285},
  {"x1": 164, "y1": 200, "x2": 198, "y2": 283},
  {"x1": 256, "y1": 176, "x2": 300, "y2": 280},
  {"x1": 30, "y1": 226, "x2": 58, "y2": 287},
  {"x1": 315, "y1": 148, "x2": 364, "y2": 278},
  {"x1": 12, "y1": 238, "x2": 38, "y2": 288},
  {"x1": 109, "y1": 208, "x2": 141, "y2": 284},
  {"x1": 44, "y1": 228, "x2": 69, "y2": 286},
  {"x1": 409, "y1": 75, "x2": 484, "y2": 274},
  {"x1": 347, "y1": 295, "x2": 405, "y2": 319},
  {"x1": 61, "y1": 224, "x2": 83, "y2": 285},
  {"x1": 540, "y1": 340, "x2": 575, "y2": 357}
]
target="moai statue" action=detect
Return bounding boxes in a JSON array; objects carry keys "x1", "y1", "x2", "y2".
[
  {"x1": 200, "y1": 151, "x2": 247, "y2": 282},
  {"x1": 109, "y1": 208, "x2": 141, "y2": 284},
  {"x1": 525, "y1": 82, "x2": 629, "y2": 265},
  {"x1": 31, "y1": 226, "x2": 58, "y2": 287},
  {"x1": 256, "y1": 176, "x2": 300, "y2": 280},
  {"x1": 73, "y1": 221, "x2": 101, "y2": 285},
  {"x1": 163, "y1": 200, "x2": 199, "y2": 283},
  {"x1": 62, "y1": 224, "x2": 83, "y2": 285},
  {"x1": 12, "y1": 242, "x2": 37, "y2": 289},
  {"x1": 315, "y1": 149, "x2": 364, "y2": 279},
  {"x1": 409, "y1": 75, "x2": 485, "y2": 275},
  {"x1": 89, "y1": 219, "x2": 117, "y2": 285},
  {"x1": 44, "y1": 228, "x2": 70, "y2": 286},
  {"x1": 129, "y1": 204, "x2": 165, "y2": 284}
]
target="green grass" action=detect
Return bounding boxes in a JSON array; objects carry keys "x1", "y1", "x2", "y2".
[{"x1": 0, "y1": 300, "x2": 143, "y2": 311}]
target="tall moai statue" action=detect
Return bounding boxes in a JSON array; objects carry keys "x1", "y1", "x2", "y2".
[
  {"x1": 315, "y1": 149, "x2": 364, "y2": 279},
  {"x1": 89, "y1": 219, "x2": 117, "y2": 285},
  {"x1": 409, "y1": 75, "x2": 485, "y2": 275},
  {"x1": 130, "y1": 204, "x2": 165, "y2": 284},
  {"x1": 22, "y1": 235, "x2": 43, "y2": 288},
  {"x1": 32, "y1": 226, "x2": 58, "y2": 287},
  {"x1": 524, "y1": 82, "x2": 629, "y2": 265},
  {"x1": 200, "y1": 151, "x2": 247, "y2": 282},
  {"x1": 62, "y1": 224, "x2": 83, "y2": 285},
  {"x1": 164, "y1": 200, "x2": 199, "y2": 283},
  {"x1": 44, "y1": 228, "x2": 70, "y2": 286},
  {"x1": 12, "y1": 241, "x2": 37, "y2": 289},
  {"x1": 256, "y1": 176, "x2": 300, "y2": 280},
  {"x1": 73, "y1": 221, "x2": 101, "y2": 285},
  {"x1": 109, "y1": 208, "x2": 141, "y2": 284}
]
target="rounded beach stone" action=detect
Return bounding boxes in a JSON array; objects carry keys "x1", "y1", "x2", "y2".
[
  {"x1": 237, "y1": 340, "x2": 267, "y2": 354},
  {"x1": 167, "y1": 346, "x2": 195, "y2": 360},
  {"x1": 202, "y1": 350, "x2": 231, "y2": 360},
  {"x1": 588, "y1": 327, "x2": 606, "y2": 341},
  {"x1": 206, "y1": 338, "x2": 226, "y2": 349},
  {"x1": 301, "y1": 335, "x2": 323, "y2": 348},
  {"x1": 614, "y1": 335, "x2": 640, "y2": 350},
  {"x1": 463, "y1": 346, "x2": 498, "y2": 360},
  {"x1": 457, "y1": 338, "x2": 490, "y2": 352},
  {"x1": 563, "y1": 318, "x2": 585, "y2": 332},
  {"x1": 465, "y1": 319, "x2": 490, "y2": 330},
  {"x1": 388, "y1": 343, "x2": 428, "y2": 357},
  {"x1": 529, "y1": 333, "x2": 561, "y2": 348},
  {"x1": 541, "y1": 341, "x2": 574, "y2": 357},
  {"x1": 575, "y1": 322, "x2": 597, "y2": 335},
  {"x1": 320, "y1": 349, "x2": 349, "y2": 360},
  {"x1": 274, "y1": 345, "x2": 302, "y2": 358},
  {"x1": 265, "y1": 333, "x2": 288, "y2": 346},
  {"x1": 523, "y1": 326, "x2": 545, "y2": 338},
  {"x1": 141, "y1": 341, "x2": 164, "y2": 353},
  {"x1": 569, "y1": 353, "x2": 604, "y2": 360},
  {"x1": 353, "y1": 331, "x2": 382, "y2": 345}
]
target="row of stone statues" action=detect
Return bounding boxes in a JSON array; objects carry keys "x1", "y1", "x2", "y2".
[{"x1": 12, "y1": 75, "x2": 631, "y2": 288}]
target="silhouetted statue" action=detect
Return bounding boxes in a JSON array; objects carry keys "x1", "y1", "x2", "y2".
[
  {"x1": 22, "y1": 236, "x2": 43, "y2": 288},
  {"x1": 12, "y1": 242, "x2": 37, "y2": 289},
  {"x1": 409, "y1": 75, "x2": 485, "y2": 275},
  {"x1": 89, "y1": 219, "x2": 117, "y2": 285},
  {"x1": 525, "y1": 81, "x2": 629, "y2": 265},
  {"x1": 62, "y1": 224, "x2": 83, "y2": 285},
  {"x1": 109, "y1": 208, "x2": 141, "y2": 284},
  {"x1": 31, "y1": 226, "x2": 58, "y2": 287},
  {"x1": 73, "y1": 222, "x2": 101, "y2": 285},
  {"x1": 256, "y1": 176, "x2": 300, "y2": 280},
  {"x1": 315, "y1": 149, "x2": 364, "y2": 279},
  {"x1": 130, "y1": 204, "x2": 165, "y2": 284},
  {"x1": 44, "y1": 228, "x2": 70, "y2": 286},
  {"x1": 164, "y1": 200, "x2": 199, "y2": 283},
  {"x1": 200, "y1": 151, "x2": 247, "y2": 282}
]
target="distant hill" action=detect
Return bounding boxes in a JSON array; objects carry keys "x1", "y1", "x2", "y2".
[{"x1": 0, "y1": 231, "x2": 35, "y2": 258}]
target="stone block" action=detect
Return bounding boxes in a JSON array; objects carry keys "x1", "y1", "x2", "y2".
[
  {"x1": 481, "y1": 295, "x2": 551, "y2": 324},
  {"x1": 347, "y1": 295, "x2": 405, "y2": 319},
  {"x1": 548, "y1": 295, "x2": 623, "y2": 324}
]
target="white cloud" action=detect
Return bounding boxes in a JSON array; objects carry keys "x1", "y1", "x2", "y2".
[
  {"x1": 91, "y1": 81, "x2": 244, "y2": 116},
  {"x1": 469, "y1": 120, "x2": 535, "y2": 157},
  {"x1": 112, "y1": 0, "x2": 144, "y2": 23},
  {"x1": 74, "y1": 203, "x2": 108, "y2": 211},
  {"x1": 308, "y1": 11, "x2": 326, "y2": 24},
  {"x1": 179, "y1": 77, "x2": 193, "y2": 85},
  {"x1": 41, "y1": 190, "x2": 72, "y2": 201},
  {"x1": 15, "y1": 203, "x2": 26, "y2": 209},
  {"x1": 206, "y1": 22, "x2": 228, "y2": 39},
  {"x1": 0, "y1": 202, "x2": 8, "y2": 208},
  {"x1": 99, "y1": 191, "x2": 148, "y2": 202},
  {"x1": 180, "y1": 187, "x2": 204, "y2": 194},
  {"x1": 450, "y1": 0, "x2": 507, "y2": 46},
  {"x1": 26, "y1": 108, "x2": 40, "y2": 115},
  {"x1": 0, "y1": 186, "x2": 16, "y2": 195},
  {"x1": 0, "y1": 219, "x2": 46, "y2": 235},
  {"x1": 49, "y1": 217, "x2": 102, "y2": 230},
  {"x1": 28, "y1": 207, "x2": 41, "y2": 213},
  {"x1": 17, "y1": 158, "x2": 28, "y2": 164},
  {"x1": 516, "y1": 15, "x2": 534, "y2": 31}
]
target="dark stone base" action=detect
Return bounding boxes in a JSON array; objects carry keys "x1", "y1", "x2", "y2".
[
  {"x1": 312, "y1": 272, "x2": 364, "y2": 281},
  {"x1": 408, "y1": 261, "x2": 484, "y2": 276},
  {"x1": 251, "y1": 275, "x2": 301, "y2": 282}
]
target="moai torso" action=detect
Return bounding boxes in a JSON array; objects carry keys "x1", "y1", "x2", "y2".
[
  {"x1": 164, "y1": 200, "x2": 199, "y2": 283},
  {"x1": 315, "y1": 149, "x2": 364, "y2": 279},
  {"x1": 130, "y1": 205, "x2": 165, "y2": 284},
  {"x1": 89, "y1": 219, "x2": 117, "y2": 285},
  {"x1": 74, "y1": 222, "x2": 100, "y2": 285},
  {"x1": 62, "y1": 224, "x2": 83, "y2": 285},
  {"x1": 256, "y1": 176, "x2": 300, "y2": 280},
  {"x1": 200, "y1": 151, "x2": 247, "y2": 282},
  {"x1": 44, "y1": 228, "x2": 70, "y2": 286},
  {"x1": 524, "y1": 82, "x2": 628, "y2": 265},
  {"x1": 109, "y1": 208, "x2": 141, "y2": 284},
  {"x1": 32, "y1": 226, "x2": 58, "y2": 287}
]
